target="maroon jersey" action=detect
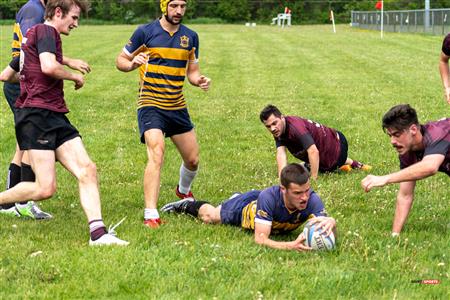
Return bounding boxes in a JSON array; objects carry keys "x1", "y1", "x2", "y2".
[
  {"x1": 275, "y1": 116, "x2": 341, "y2": 171},
  {"x1": 400, "y1": 118, "x2": 450, "y2": 176},
  {"x1": 15, "y1": 24, "x2": 68, "y2": 113}
]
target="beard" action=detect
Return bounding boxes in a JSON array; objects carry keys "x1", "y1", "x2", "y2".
[{"x1": 165, "y1": 14, "x2": 183, "y2": 25}]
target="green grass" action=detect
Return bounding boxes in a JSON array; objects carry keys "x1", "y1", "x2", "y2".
[{"x1": 0, "y1": 24, "x2": 449, "y2": 299}]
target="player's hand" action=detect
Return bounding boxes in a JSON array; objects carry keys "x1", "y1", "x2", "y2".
[
  {"x1": 197, "y1": 75, "x2": 211, "y2": 91},
  {"x1": 131, "y1": 53, "x2": 148, "y2": 70},
  {"x1": 308, "y1": 216, "x2": 336, "y2": 237},
  {"x1": 67, "y1": 58, "x2": 91, "y2": 74},
  {"x1": 73, "y1": 74, "x2": 84, "y2": 90},
  {"x1": 289, "y1": 232, "x2": 312, "y2": 252},
  {"x1": 361, "y1": 174, "x2": 388, "y2": 192}
]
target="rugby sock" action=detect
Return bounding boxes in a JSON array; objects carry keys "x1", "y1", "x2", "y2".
[
  {"x1": 1, "y1": 163, "x2": 21, "y2": 209},
  {"x1": 89, "y1": 219, "x2": 107, "y2": 241},
  {"x1": 144, "y1": 208, "x2": 160, "y2": 220},
  {"x1": 178, "y1": 163, "x2": 198, "y2": 194},
  {"x1": 19, "y1": 163, "x2": 35, "y2": 205},
  {"x1": 184, "y1": 201, "x2": 209, "y2": 218},
  {"x1": 351, "y1": 160, "x2": 363, "y2": 169}
]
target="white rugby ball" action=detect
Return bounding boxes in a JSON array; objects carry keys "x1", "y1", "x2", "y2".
[{"x1": 303, "y1": 222, "x2": 336, "y2": 251}]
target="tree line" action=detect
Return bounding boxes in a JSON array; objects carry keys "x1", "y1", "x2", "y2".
[{"x1": 2, "y1": 0, "x2": 450, "y2": 24}]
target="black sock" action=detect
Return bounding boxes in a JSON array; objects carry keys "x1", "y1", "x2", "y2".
[
  {"x1": 184, "y1": 201, "x2": 209, "y2": 218},
  {"x1": 1, "y1": 163, "x2": 21, "y2": 209},
  {"x1": 19, "y1": 163, "x2": 35, "y2": 205}
]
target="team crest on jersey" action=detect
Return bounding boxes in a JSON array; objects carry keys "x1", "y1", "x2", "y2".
[
  {"x1": 257, "y1": 210, "x2": 268, "y2": 218},
  {"x1": 180, "y1": 35, "x2": 189, "y2": 48}
]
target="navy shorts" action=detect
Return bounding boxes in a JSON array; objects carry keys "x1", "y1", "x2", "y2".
[
  {"x1": 137, "y1": 106, "x2": 194, "y2": 143},
  {"x1": 220, "y1": 190, "x2": 261, "y2": 226},
  {"x1": 15, "y1": 108, "x2": 80, "y2": 151},
  {"x1": 335, "y1": 131, "x2": 349, "y2": 168},
  {"x1": 3, "y1": 82, "x2": 20, "y2": 113}
]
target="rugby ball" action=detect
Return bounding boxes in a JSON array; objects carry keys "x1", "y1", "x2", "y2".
[{"x1": 303, "y1": 221, "x2": 336, "y2": 251}]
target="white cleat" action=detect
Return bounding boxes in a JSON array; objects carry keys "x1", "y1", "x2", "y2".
[{"x1": 89, "y1": 233, "x2": 129, "y2": 246}]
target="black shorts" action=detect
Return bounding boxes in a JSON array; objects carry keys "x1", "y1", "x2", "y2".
[
  {"x1": 15, "y1": 108, "x2": 80, "y2": 151},
  {"x1": 137, "y1": 106, "x2": 194, "y2": 143},
  {"x1": 3, "y1": 82, "x2": 20, "y2": 114}
]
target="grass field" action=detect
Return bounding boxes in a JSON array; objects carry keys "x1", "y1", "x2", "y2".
[{"x1": 0, "y1": 24, "x2": 448, "y2": 299}]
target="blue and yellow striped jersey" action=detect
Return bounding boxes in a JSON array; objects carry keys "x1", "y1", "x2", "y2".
[
  {"x1": 11, "y1": 0, "x2": 45, "y2": 58},
  {"x1": 241, "y1": 186, "x2": 327, "y2": 233},
  {"x1": 123, "y1": 20, "x2": 199, "y2": 110}
]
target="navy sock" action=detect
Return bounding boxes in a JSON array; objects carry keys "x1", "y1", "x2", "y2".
[
  {"x1": 184, "y1": 201, "x2": 209, "y2": 218},
  {"x1": 1, "y1": 163, "x2": 21, "y2": 209},
  {"x1": 19, "y1": 163, "x2": 35, "y2": 205}
]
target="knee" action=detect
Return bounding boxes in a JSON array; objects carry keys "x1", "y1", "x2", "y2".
[
  {"x1": 148, "y1": 144, "x2": 165, "y2": 166},
  {"x1": 184, "y1": 156, "x2": 199, "y2": 170},
  {"x1": 199, "y1": 212, "x2": 213, "y2": 224},
  {"x1": 199, "y1": 205, "x2": 219, "y2": 224},
  {"x1": 79, "y1": 161, "x2": 97, "y2": 183},
  {"x1": 36, "y1": 182, "x2": 57, "y2": 199}
]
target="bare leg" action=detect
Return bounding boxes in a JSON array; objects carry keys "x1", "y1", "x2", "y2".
[
  {"x1": 171, "y1": 129, "x2": 199, "y2": 171},
  {"x1": 0, "y1": 149, "x2": 56, "y2": 204},
  {"x1": 143, "y1": 129, "x2": 165, "y2": 209},
  {"x1": 171, "y1": 129, "x2": 199, "y2": 194},
  {"x1": 56, "y1": 137, "x2": 101, "y2": 221},
  {"x1": 11, "y1": 143, "x2": 24, "y2": 166}
]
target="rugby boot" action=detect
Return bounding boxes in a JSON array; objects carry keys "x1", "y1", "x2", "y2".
[
  {"x1": 15, "y1": 202, "x2": 52, "y2": 219},
  {"x1": 160, "y1": 197, "x2": 195, "y2": 214},
  {"x1": 175, "y1": 185, "x2": 194, "y2": 199}
]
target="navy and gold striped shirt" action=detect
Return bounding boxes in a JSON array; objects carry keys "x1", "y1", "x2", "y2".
[
  {"x1": 11, "y1": 0, "x2": 45, "y2": 58},
  {"x1": 242, "y1": 186, "x2": 327, "y2": 233},
  {"x1": 123, "y1": 20, "x2": 199, "y2": 110}
]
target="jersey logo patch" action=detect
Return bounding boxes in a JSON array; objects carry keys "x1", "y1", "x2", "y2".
[
  {"x1": 257, "y1": 209, "x2": 268, "y2": 218},
  {"x1": 180, "y1": 35, "x2": 189, "y2": 48}
]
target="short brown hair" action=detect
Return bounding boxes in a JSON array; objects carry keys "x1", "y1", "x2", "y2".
[
  {"x1": 259, "y1": 104, "x2": 282, "y2": 122},
  {"x1": 280, "y1": 163, "x2": 310, "y2": 188},
  {"x1": 382, "y1": 104, "x2": 419, "y2": 132},
  {"x1": 45, "y1": 0, "x2": 89, "y2": 19}
]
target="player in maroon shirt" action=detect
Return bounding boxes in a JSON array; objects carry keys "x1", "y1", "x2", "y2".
[
  {"x1": 260, "y1": 105, "x2": 371, "y2": 180},
  {"x1": 362, "y1": 104, "x2": 449, "y2": 236},
  {"x1": 0, "y1": 0, "x2": 128, "y2": 246}
]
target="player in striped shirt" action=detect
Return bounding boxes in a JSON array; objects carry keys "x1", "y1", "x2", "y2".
[{"x1": 116, "y1": 0, "x2": 211, "y2": 228}]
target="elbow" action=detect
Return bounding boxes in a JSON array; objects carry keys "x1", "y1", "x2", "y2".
[
  {"x1": 421, "y1": 161, "x2": 440, "y2": 177},
  {"x1": 41, "y1": 64, "x2": 56, "y2": 76},
  {"x1": 426, "y1": 165, "x2": 439, "y2": 176},
  {"x1": 254, "y1": 235, "x2": 265, "y2": 246}
]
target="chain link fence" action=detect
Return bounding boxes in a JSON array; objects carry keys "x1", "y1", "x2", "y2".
[{"x1": 351, "y1": 8, "x2": 450, "y2": 35}]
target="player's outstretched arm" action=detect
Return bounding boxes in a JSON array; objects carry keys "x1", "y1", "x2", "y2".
[
  {"x1": 392, "y1": 181, "x2": 415, "y2": 235},
  {"x1": 116, "y1": 52, "x2": 147, "y2": 72},
  {"x1": 186, "y1": 62, "x2": 210, "y2": 91},
  {"x1": 306, "y1": 144, "x2": 320, "y2": 180},
  {"x1": 39, "y1": 52, "x2": 84, "y2": 89},
  {"x1": 254, "y1": 222, "x2": 311, "y2": 251},
  {"x1": 62, "y1": 56, "x2": 91, "y2": 74},
  {"x1": 276, "y1": 147, "x2": 288, "y2": 177},
  {"x1": 361, "y1": 154, "x2": 444, "y2": 192},
  {"x1": 439, "y1": 52, "x2": 450, "y2": 104},
  {"x1": 0, "y1": 65, "x2": 19, "y2": 83}
]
